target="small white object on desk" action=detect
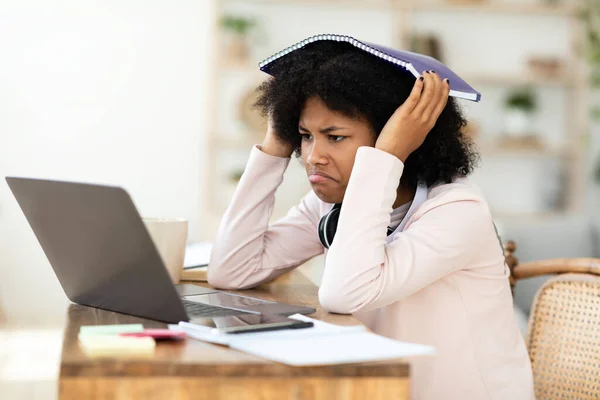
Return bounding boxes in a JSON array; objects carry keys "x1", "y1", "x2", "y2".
[{"x1": 171, "y1": 323, "x2": 230, "y2": 345}]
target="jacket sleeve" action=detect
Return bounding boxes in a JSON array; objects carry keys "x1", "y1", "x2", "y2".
[
  {"x1": 319, "y1": 146, "x2": 497, "y2": 314},
  {"x1": 207, "y1": 145, "x2": 324, "y2": 290}
]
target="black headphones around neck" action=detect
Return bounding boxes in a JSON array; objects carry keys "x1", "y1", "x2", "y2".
[{"x1": 318, "y1": 203, "x2": 394, "y2": 249}]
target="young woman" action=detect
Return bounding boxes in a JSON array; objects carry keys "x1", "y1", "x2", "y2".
[{"x1": 208, "y1": 40, "x2": 534, "y2": 400}]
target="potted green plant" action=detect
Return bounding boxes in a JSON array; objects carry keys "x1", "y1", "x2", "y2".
[
  {"x1": 220, "y1": 14, "x2": 257, "y2": 64},
  {"x1": 228, "y1": 168, "x2": 244, "y2": 183},
  {"x1": 503, "y1": 87, "x2": 538, "y2": 138},
  {"x1": 580, "y1": 0, "x2": 599, "y2": 115}
]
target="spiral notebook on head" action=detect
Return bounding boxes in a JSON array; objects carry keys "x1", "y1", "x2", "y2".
[{"x1": 259, "y1": 33, "x2": 481, "y2": 102}]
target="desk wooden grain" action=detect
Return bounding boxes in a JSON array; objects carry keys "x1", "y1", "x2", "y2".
[{"x1": 59, "y1": 270, "x2": 410, "y2": 400}]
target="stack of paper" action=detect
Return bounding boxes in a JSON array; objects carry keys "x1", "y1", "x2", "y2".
[
  {"x1": 172, "y1": 314, "x2": 435, "y2": 366},
  {"x1": 183, "y1": 242, "x2": 212, "y2": 269},
  {"x1": 181, "y1": 242, "x2": 212, "y2": 281}
]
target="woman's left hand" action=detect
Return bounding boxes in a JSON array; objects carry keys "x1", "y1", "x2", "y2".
[{"x1": 375, "y1": 70, "x2": 450, "y2": 163}]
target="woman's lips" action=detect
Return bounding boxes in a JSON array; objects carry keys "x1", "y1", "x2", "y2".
[
  {"x1": 309, "y1": 175, "x2": 330, "y2": 183},
  {"x1": 308, "y1": 173, "x2": 335, "y2": 183}
]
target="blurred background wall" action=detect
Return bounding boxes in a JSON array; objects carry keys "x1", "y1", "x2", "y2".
[
  {"x1": 0, "y1": 0, "x2": 598, "y2": 327},
  {"x1": 0, "y1": 0, "x2": 214, "y2": 326}
]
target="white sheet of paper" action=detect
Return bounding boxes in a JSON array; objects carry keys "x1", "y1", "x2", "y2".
[
  {"x1": 183, "y1": 242, "x2": 213, "y2": 269},
  {"x1": 173, "y1": 315, "x2": 435, "y2": 365},
  {"x1": 231, "y1": 330, "x2": 435, "y2": 366}
]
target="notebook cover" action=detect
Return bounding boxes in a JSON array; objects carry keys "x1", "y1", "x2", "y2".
[{"x1": 259, "y1": 33, "x2": 481, "y2": 102}]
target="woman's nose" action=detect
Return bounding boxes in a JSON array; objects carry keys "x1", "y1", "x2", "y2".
[{"x1": 306, "y1": 140, "x2": 328, "y2": 165}]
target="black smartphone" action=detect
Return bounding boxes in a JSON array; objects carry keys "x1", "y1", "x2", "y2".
[
  {"x1": 220, "y1": 319, "x2": 314, "y2": 334},
  {"x1": 188, "y1": 313, "x2": 314, "y2": 335}
]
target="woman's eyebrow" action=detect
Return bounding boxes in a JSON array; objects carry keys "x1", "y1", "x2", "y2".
[{"x1": 298, "y1": 124, "x2": 347, "y2": 134}]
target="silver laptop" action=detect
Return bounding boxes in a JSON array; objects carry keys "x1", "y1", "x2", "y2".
[{"x1": 6, "y1": 177, "x2": 316, "y2": 326}]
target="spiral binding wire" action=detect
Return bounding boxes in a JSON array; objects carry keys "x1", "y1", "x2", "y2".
[{"x1": 258, "y1": 34, "x2": 407, "y2": 70}]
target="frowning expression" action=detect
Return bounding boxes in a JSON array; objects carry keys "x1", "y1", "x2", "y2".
[{"x1": 299, "y1": 96, "x2": 377, "y2": 204}]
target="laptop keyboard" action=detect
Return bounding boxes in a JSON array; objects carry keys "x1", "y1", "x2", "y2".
[{"x1": 182, "y1": 299, "x2": 252, "y2": 317}]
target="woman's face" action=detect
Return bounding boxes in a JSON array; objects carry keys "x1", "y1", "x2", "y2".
[{"x1": 299, "y1": 96, "x2": 376, "y2": 204}]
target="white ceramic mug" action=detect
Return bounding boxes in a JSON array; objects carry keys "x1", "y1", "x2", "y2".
[{"x1": 142, "y1": 217, "x2": 188, "y2": 284}]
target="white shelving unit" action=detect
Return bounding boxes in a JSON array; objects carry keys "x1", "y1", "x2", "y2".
[
  {"x1": 408, "y1": 2, "x2": 577, "y2": 15},
  {"x1": 205, "y1": 0, "x2": 591, "y2": 224},
  {"x1": 398, "y1": 0, "x2": 590, "y2": 217}
]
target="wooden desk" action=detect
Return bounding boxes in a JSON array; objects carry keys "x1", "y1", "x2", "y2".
[{"x1": 59, "y1": 270, "x2": 410, "y2": 400}]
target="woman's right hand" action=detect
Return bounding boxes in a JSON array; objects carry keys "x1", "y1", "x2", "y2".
[
  {"x1": 375, "y1": 71, "x2": 449, "y2": 163},
  {"x1": 260, "y1": 115, "x2": 294, "y2": 158}
]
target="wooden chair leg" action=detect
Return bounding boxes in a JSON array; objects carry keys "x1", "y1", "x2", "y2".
[{"x1": 504, "y1": 240, "x2": 518, "y2": 295}]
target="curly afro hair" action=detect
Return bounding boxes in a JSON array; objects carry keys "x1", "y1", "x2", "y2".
[{"x1": 254, "y1": 41, "x2": 479, "y2": 188}]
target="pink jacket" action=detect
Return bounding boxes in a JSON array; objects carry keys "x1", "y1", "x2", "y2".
[{"x1": 208, "y1": 145, "x2": 534, "y2": 400}]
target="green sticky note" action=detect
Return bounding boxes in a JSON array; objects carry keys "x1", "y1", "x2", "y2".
[{"x1": 79, "y1": 324, "x2": 144, "y2": 337}]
